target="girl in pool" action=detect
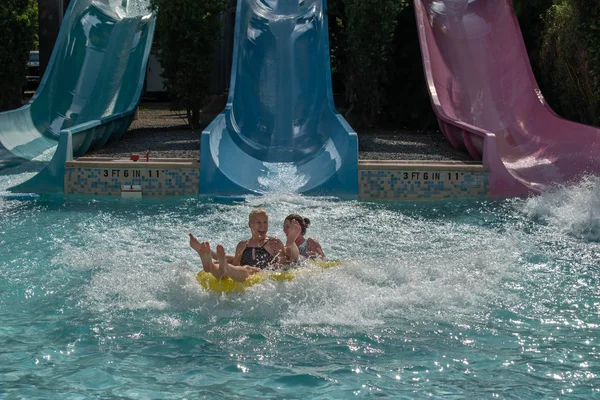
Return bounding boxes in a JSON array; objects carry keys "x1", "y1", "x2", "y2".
[
  {"x1": 283, "y1": 214, "x2": 325, "y2": 259},
  {"x1": 207, "y1": 212, "x2": 325, "y2": 262},
  {"x1": 189, "y1": 209, "x2": 301, "y2": 281}
]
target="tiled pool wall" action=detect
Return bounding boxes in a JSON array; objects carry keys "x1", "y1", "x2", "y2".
[
  {"x1": 358, "y1": 161, "x2": 489, "y2": 200},
  {"x1": 65, "y1": 158, "x2": 200, "y2": 197},
  {"x1": 65, "y1": 159, "x2": 489, "y2": 199}
]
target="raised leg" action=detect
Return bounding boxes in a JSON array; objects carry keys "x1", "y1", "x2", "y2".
[
  {"x1": 189, "y1": 234, "x2": 224, "y2": 278},
  {"x1": 217, "y1": 244, "x2": 260, "y2": 282}
]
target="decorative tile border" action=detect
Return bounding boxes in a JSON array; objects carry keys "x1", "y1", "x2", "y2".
[
  {"x1": 65, "y1": 158, "x2": 199, "y2": 197},
  {"x1": 64, "y1": 158, "x2": 488, "y2": 200},
  {"x1": 359, "y1": 160, "x2": 489, "y2": 200}
]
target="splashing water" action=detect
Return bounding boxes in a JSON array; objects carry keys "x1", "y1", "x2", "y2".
[
  {"x1": 258, "y1": 162, "x2": 309, "y2": 194},
  {"x1": 107, "y1": 0, "x2": 151, "y2": 17},
  {"x1": 522, "y1": 175, "x2": 600, "y2": 242},
  {"x1": 1, "y1": 173, "x2": 600, "y2": 398}
]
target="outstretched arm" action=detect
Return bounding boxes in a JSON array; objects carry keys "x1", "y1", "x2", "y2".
[
  {"x1": 284, "y1": 219, "x2": 301, "y2": 264},
  {"x1": 264, "y1": 237, "x2": 295, "y2": 268},
  {"x1": 308, "y1": 238, "x2": 325, "y2": 259}
]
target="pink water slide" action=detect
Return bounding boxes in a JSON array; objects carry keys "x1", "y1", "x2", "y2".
[{"x1": 414, "y1": 0, "x2": 600, "y2": 197}]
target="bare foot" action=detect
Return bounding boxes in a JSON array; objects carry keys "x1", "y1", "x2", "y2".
[
  {"x1": 189, "y1": 233, "x2": 202, "y2": 254},
  {"x1": 211, "y1": 249, "x2": 234, "y2": 263},
  {"x1": 198, "y1": 241, "x2": 216, "y2": 274},
  {"x1": 217, "y1": 244, "x2": 229, "y2": 277},
  {"x1": 216, "y1": 244, "x2": 258, "y2": 281}
]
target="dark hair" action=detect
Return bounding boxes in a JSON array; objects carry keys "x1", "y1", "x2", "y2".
[{"x1": 285, "y1": 214, "x2": 310, "y2": 236}]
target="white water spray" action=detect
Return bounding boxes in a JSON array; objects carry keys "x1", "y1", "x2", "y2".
[
  {"x1": 107, "y1": 0, "x2": 151, "y2": 18},
  {"x1": 522, "y1": 175, "x2": 600, "y2": 242},
  {"x1": 258, "y1": 162, "x2": 309, "y2": 194}
]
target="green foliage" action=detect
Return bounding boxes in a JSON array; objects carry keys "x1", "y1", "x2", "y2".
[
  {"x1": 338, "y1": 0, "x2": 407, "y2": 127},
  {"x1": 514, "y1": 0, "x2": 599, "y2": 126},
  {"x1": 382, "y1": 2, "x2": 436, "y2": 129},
  {"x1": 325, "y1": 0, "x2": 346, "y2": 96},
  {"x1": 0, "y1": 0, "x2": 38, "y2": 111},
  {"x1": 145, "y1": 0, "x2": 599, "y2": 131},
  {"x1": 512, "y1": 0, "x2": 552, "y2": 78},
  {"x1": 512, "y1": 0, "x2": 553, "y2": 51},
  {"x1": 327, "y1": 0, "x2": 435, "y2": 129},
  {"x1": 150, "y1": 0, "x2": 228, "y2": 128},
  {"x1": 539, "y1": 0, "x2": 600, "y2": 126},
  {"x1": 31, "y1": 2, "x2": 39, "y2": 50}
]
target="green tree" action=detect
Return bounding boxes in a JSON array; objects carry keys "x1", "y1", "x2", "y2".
[
  {"x1": 512, "y1": 0, "x2": 553, "y2": 63},
  {"x1": 515, "y1": 0, "x2": 599, "y2": 127},
  {"x1": 0, "y1": 0, "x2": 38, "y2": 111},
  {"x1": 340, "y1": 0, "x2": 407, "y2": 127},
  {"x1": 512, "y1": 0, "x2": 553, "y2": 104},
  {"x1": 326, "y1": 0, "x2": 347, "y2": 101},
  {"x1": 383, "y1": 2, "x2": 436, "y2": 129},
  {"x1": 539, "y1": 0, "x2": 599, "y2": 126},
  {"x1": 150, "y1": 0, "x2": 228, "y2": 128}
]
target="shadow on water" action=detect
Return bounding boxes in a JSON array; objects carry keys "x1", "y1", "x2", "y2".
[
  {"x1": 0, "y1": 147, "x2": 26, "y2": 171},
  {"x1": 0, "y1": 159, "x2": 48, "y2": 176}
]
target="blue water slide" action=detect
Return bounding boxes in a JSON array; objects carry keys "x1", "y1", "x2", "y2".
[
  {"x1": 0, "y1": 0, "x2": 155, "y2": 193},
  {"x1": 201, "y1": 0, "x2": 358, "y2": 196}
]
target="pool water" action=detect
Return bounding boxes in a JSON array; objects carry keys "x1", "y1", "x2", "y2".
[{"x1": 1, "y1": 177, "x2": 600, "y2": 398}]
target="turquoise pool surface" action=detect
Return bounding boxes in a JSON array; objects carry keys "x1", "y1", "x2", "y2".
[{"x1": 1, "y1": 177, "x2": 600, "y2": 398}]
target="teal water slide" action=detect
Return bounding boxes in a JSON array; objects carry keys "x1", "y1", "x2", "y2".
[
  {"x1": 201, "y1": 0, "x2": 358, "y2": 196},
  {"x1": 0, "y1": 0, "x2": 155, "y2": 193}
]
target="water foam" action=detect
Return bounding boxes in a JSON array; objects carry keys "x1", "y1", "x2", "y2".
[
  {"x1": 45, "y1": 195, "x2": 523, "y2": 330},
  {"x1": 522, "y1": 175, "x2": 600, "y2": 242},
  {"x1": 0, "y1": 172, "x2": 38, "y2": 193},
  {"x1": 258, "y1": 163, "x2": 309, "y2": 194},
  {"x1": 107, "y1": 0, "x2": 151, "y2": 18},
  {"x1": 3, "y1": 188, "x2": 600, "y2": 397}
]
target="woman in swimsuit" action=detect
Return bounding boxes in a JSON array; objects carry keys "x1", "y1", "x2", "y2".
[
  {"x1": 189, "y1": 209, "x2": 301, "y2": 282},
  {"x1": 231, "y1": 209, "x2": 300, "y2": 268},
  {"x1": 283, "y1": 214, "x2": 325, "y2": 259}
]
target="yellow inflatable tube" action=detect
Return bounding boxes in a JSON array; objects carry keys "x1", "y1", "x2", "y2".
[{"x1": 196, "y1": 260, "x2": 340, "y2": 294}]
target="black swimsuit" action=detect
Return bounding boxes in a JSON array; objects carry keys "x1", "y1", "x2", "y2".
[{"x1": 240, "y1": 239, "x2": 275, "y2": 269}]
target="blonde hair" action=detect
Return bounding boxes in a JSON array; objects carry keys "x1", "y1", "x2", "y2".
[{"x1": 248, "y1": 208, "x2": 268, "y2": 223}]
